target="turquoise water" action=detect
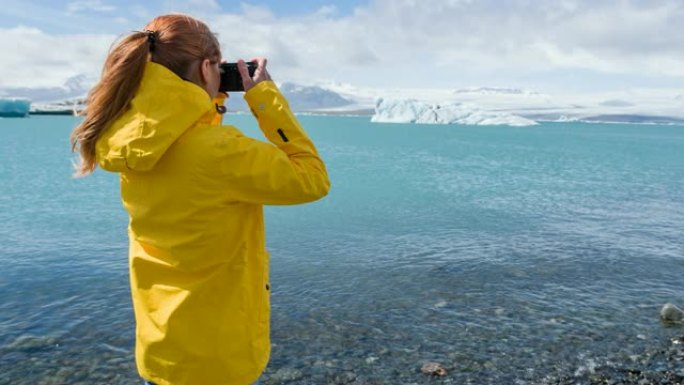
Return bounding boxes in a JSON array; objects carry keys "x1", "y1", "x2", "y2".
[{"x1": 0, "y1": 115, "x2": 683, "y2": 384}]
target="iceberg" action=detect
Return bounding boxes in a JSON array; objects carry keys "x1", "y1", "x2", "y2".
[
  {"x1": 0, "y1": 98, "x2": 31, "y2": 118},
  {"x1": 371, "y1": 98, "x2": 537, "y2": 126},
  {"x1": 31, "y1": 97, "x2": 86, "y2": 115}
]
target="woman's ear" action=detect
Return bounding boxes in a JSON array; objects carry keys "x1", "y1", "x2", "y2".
[{"x1": 199, "y1": 58, "x2": 212, "y2": 85}]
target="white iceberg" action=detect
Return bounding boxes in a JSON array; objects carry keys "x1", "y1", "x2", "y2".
[
  {"x1": 31, "y1": 97, "x2": 86, "y2": 115},
  {"x1": 371, "y1": 98, "x2": 537, "y2": 126},
  {"x1": 0, "y1": 98, "x2": 31, "y2": 117}
]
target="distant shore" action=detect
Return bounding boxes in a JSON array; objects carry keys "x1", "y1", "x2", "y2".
[{"x1": 29, "y1": 110, "x2": 76, "y2": 116}]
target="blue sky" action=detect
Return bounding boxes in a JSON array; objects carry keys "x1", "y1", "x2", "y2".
[
  {"x1": 0, "y1": 0, "x2": 367, "y2": 33},
  {"x1": 2, "y1": 0, "x2": 684, "y2": 94}
]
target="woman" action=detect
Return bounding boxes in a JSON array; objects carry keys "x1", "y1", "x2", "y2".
[{"x1": 70, "y1": 14, "x2": 330, "y2": 385}]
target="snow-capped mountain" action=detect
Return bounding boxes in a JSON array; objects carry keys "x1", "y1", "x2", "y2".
[
  {"x1": 2, "y1": 74, "x2": 684, "y2": 125},
  {"x1": 453, "y1": 87, "x2": 542, "y2": 96},
  {"x1": 226, "y1": 82, "x2": 358, "y2": 113},
  {"x1": 279, "y1": 82, "x2": 353, "y2": 110},
  {"x1": 0, "y1": 74, "x2": 93, "y2": 103}
]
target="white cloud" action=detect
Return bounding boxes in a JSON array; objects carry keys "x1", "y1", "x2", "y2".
[
  {"x1": 0, "y1": 27, "x2": 113, "y2": 88},
  {"x1": 113, "y1": 17, "x2": 129, "y2": 25},
  {"x1": 3, "y1": 0, "x2": 684, "y2": 91},
  {"x1": 129, "y1": 5, "x2": 151, "y2": 20},
  {"x1": 67, "y1": 0, "x2": 116, "y2": 14},
  {"x1": 201, "y1": 0, "x2": 684, "y2": 90},
  {"x1": 313, "y1": 5, "x2": 339, "y2": 18},
  {"x1": 162, "y1": 0, "x2": 221, "y2": 15},
  {"x1": 187, "y1": 0, "x2": 221, "y2": 11}
]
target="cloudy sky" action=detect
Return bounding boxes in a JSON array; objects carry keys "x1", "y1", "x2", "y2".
[{"x1": 2, "y1": 0, "x2": 684, "y2": 93}]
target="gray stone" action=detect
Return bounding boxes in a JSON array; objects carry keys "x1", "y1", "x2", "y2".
[
  {"x1": 660, "y1": 303, "x2": 684, "y2": 323},
  {"x1": 332, "y1": 371, "x2": 356, "y2": 384},
  {"x1": 421, "y1": 362, "x2": 448, "y2": 376}
]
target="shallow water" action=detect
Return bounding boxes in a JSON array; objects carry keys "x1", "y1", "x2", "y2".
[{"x1": 0, "y1": 115, "x2": 683, "y2": 384}]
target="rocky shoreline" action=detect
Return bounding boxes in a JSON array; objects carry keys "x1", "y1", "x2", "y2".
[
  {"x1": 1, "y1": 331, "x2": 683, "y2": 384},
  {"x1": 537, "y1": 334, "x2": 684, "y2": 385},
  {"x1": 257, "y1": 333, "x2": 684, "y2": 385},
  {"x1": 2, "y1": 304, "x2": 683, "y2": 384}
]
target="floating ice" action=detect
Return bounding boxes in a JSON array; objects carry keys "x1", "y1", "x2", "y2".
[
  {"x1": 371, "y1": 98, "x2": 537, "y2": 126},
  {"x1": 0, "y1": 98, "x2": 31, "y2": 117},
  {"x1": 31, "y1": 97, "x2": 86, "y2": 115}
]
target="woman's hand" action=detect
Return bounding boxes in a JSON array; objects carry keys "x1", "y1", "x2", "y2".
[{"x1": 238, "y1": 57, "x2": 272, "y2": 92}]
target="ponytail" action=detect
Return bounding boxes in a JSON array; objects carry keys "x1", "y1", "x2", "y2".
[
  {"x1": 71, "y1": 14, "x2": 221, "y2": 176},
  {"x1": 70, "y1": 31, "x2": 150, "y2": 176}
]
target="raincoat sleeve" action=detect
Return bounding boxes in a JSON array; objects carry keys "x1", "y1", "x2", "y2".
[{"x1": 213, "y1": 81, "x2": 330, "y2": 205}]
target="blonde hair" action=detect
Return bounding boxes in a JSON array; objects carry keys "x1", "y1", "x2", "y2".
[{"x1": 70, "y1": 14, "x2": 221, "y2": 176}]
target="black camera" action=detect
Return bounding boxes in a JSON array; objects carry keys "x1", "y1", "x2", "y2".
[{"x1": 219, "y1": 62, "x2": 257, "y2": 92}]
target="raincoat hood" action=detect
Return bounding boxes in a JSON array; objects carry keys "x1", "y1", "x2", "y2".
[{"x1": 96, "y1": 62, "x2": 215, "y2": 172}]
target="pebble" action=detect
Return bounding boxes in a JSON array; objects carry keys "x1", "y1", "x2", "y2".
[
  {"x1": 421, "y1": 362, "x2": 448, "y2": 376},
  {"x1": 365, "y1": 356, "x2": 379, "y2": 364},
  {"x1": 269, "y1": 367, "x2": 304, "y2": 382},
  {"x1": 331, "y1": 371, "x2": 356, "y2": 384}
]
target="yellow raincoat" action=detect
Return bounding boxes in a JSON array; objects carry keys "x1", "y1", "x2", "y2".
[{"x1": 96, "y1": 62, "x2": 330, "y2": 385}]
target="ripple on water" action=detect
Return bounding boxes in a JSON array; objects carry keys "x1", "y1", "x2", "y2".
[{"x1": 1, "y1": 118, "x2": 683, "y2": 383}]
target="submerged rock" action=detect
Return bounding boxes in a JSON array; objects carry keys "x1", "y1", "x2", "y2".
[
  {"x1": 5, "y1": 335, "x2": 58, "y2": 352},
  {"x1": 365, "y1": 356, "x2": 379, "y2": 364},
  {"x1": 269, "y1": 367, "x2": 304, "y2": 382},
  {"x1": 330, "y1": 371, "x2": 357, "y2": 384},
  {"x1": 660, "y1": 303, "x2": 684, "y2": 323},
  {"x1": 421, "y1": 362, "x2": 448, "y2": 376}
]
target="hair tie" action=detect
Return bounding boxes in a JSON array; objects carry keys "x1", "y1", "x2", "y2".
[{"x1": 145, "y1": 30, "x2": 157, "y2": 52}]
